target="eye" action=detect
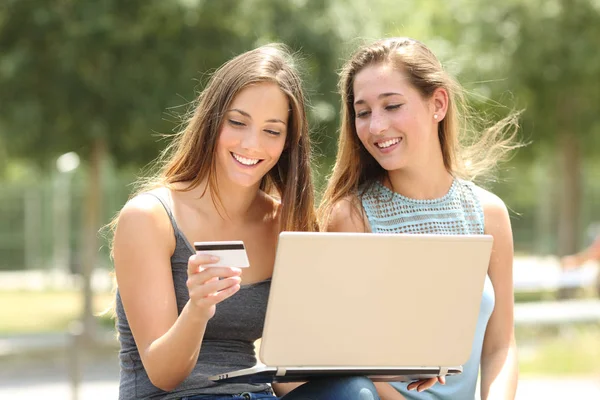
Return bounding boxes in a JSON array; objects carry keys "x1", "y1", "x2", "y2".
[
  {"x1": 355, "y1": 110, "x2": 371, "y2": 119},
  {"x1": 385, "y1": 104, "x2": 403, "y2": 111},
  {"x1": 264, "y1": 129, "x2": 281, "y2": 136},
  {"x1": 228, "y1": 119, "x2": 245, "y2": 127}
]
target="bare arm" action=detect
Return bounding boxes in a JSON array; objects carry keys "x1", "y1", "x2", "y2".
[
  {"x1": 272, "y1": 383, "x2": 305, "y2": 396},
  {"x1": 478, "y1": 190, "x2": 519, "y2": 399},
  {"x1": 114, "y1": 195, "x2": 241, "y2": 391}
]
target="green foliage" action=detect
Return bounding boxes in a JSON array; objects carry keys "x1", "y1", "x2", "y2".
[
  {"x1": 0, "y1": 0, "x2": 255, "y2": 167},
  {"x1": 0, "y1": 0, "x2": 382, "y2": 172},
  {"x1": 1, "y1": 0, "x2": 599, "y2": 254}
]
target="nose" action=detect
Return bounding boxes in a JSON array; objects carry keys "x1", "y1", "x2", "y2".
[
  {"x1": 369, "y1": 111, "x2": 388, "y2": 135},
  {"x1": 240, "y1": 127, "x2": 261, "y2": 150}
]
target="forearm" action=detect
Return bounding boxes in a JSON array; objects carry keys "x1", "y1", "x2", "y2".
[
  {"x1": 273, "y1": 382, "x2": 305, "y2": 396},
  {"x1": 374, "y1": 382, "x2": 407, "y2": 400},
  {"x1": 142, "y1": 301, "x2": 210, "y2": 391},
  {"x1": 480, "y1": 341, "x2": 518, "y2": 400}
]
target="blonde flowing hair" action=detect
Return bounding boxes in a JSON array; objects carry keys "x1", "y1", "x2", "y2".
[{"x1": 319, "y1": 37, "x2": 521, "y2": 225}]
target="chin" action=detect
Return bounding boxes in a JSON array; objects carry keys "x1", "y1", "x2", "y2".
[
  {"x1": 227, "y1": 172, "x2": 264, "y2": 188},
  {"x1": 373, "y1": 159, "x2": 405, "y2": 172},
  {"x1": 232, "y1": 178, "x2": 262, "y2": 189}
]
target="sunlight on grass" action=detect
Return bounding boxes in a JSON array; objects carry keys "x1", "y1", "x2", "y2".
[
  {"x1": 0, "y1": 290, "x2": 114, "y2": 334},
  {"x1": 516, "y1": 324, "x2": 600, "y2": 376}
]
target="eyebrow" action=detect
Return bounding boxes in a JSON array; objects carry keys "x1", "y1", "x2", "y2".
[
  {"x1": 228, "y1": 108, "x2": 287, "y2": 125},
  {"x1": 353, "y1": 92, "x2": 404, "y2": 106}
]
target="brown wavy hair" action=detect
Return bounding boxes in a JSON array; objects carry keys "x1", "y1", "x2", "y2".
[
  {"x1": 319, "y1": 37, "x2": 521, "y2": 225},
  {"x1": 108, "y1": 43, "x2": 318, "y2": 247}
]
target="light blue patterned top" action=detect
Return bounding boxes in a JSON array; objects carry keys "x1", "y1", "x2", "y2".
[{"x1": 361, "y1": 179, "x2": 495, "y2": 400}]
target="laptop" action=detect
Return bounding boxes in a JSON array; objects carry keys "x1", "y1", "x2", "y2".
[{"x1": 210, "y1": 231, "x2": 493, "y2": 383}]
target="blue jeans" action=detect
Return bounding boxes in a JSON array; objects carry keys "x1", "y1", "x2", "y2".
[
  {"x1": 182, "y1": 376, "x2": 379, "y2": 399},
  {"x1": 181, "y1": 389, "x2": 274, "y2": 400}
]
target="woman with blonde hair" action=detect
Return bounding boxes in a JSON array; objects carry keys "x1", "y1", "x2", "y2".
[
  {"x1": 320, "y1": 38, "x2": 520, "y2": 399},
  {"x1": 111, "y1": 44, "x2": 379, "y2": 400}
]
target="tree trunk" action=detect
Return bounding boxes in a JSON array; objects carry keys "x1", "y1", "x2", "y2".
[
  {"x1": 557, "y1": 132, "x2": 581, "y2": 258},
  {"x1": 81, "y1": 137, "x2": 106, "y2": 343}
]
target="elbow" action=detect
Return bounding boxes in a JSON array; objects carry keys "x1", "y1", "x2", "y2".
[
  {"x1": 144, "y1": 360, "x2": 189, "y2": 392},
  {"x1": 147, "y1": 372, "x2": 181, "y2": 392},
  {"x1": 140, "y1": 344, "x2": 196, "y2": 391}
]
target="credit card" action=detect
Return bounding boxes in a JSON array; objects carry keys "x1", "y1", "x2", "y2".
[{"x1": 194, "y1": 241, "x2": 250, "y2": 268}]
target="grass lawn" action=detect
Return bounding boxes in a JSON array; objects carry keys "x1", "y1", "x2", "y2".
[
  {"x1": 0, "y1": 290, "x2": 114, "y2": 335},
  {"x1": 516, "y1": 323, "x2": 600, "y2": 376},
  {"x1": 3, "y1": 290, "x2": 600, "y2": 376}
]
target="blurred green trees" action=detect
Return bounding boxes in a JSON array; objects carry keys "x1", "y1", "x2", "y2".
[{"x1": 1, "y1": 0, "x2": 599, "y2": 258}]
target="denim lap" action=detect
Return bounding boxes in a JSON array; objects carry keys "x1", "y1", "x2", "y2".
[
  {"x1": 182, "y1": 377, "x2": 378, "y2": 400},
  {"x1": 182, "y1": 391, "x2": 277, "y2": 400}
]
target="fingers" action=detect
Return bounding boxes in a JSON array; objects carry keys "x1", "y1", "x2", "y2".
[
  {"x1": 407, "y1": 377, "x2": 443, "y2": 392},
  {"x1": 187, "y1": 253, "x2": 220, "y2": 275},
  {"x1": 203, "y1": 281, "x2": 241, "y2": 305},
  {"x1": 186, "y1": 254, "x2": 243, "y2": 310},
  {"x1": 188, "y1": 275, "x2": 241, "y2": 298},
  {"x1": 188, "y1": 275, "x2": 242, "y2": 307},
  {"x1": 187, "y1": 266, "x2": 242, "y2": 294}
]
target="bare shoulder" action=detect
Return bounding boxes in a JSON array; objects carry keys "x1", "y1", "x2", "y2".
[
  {"x1": 114, "y1": 190, "x2": 175, "y2": 256},
  {"x1": 471, "y1": 185, "x2": 511, "y2": 237},
  {"x1": 326, "y1": 195, "x2": 369, "y2": 233},
  {"x1": 119, "y1": 191, "x2": 170, "y2": 228}
]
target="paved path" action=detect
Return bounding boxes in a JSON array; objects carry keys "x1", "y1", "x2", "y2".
[
  {"x1": 1, "y1": 355, "x2": 599, "y2": 399},
  {"x1": 1, "y1": 376, "x2": 599, "y2": 399},
  {"x1": 514, "y1": 299, "x2": 600, "y2": 325}
]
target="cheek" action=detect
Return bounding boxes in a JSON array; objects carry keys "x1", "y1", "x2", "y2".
[
  {"x1": 355, "y1": 124, "x2": 370, "y2": 146},
  {"x1": 353, "y1": 119, "x2": 366, "y2": 135},
  {"x1": 218, "y1": 127, "x2": 237, "y2": 147},
  {"x1": 267, "y1": 137, "x2": 287, "y2": 160}
]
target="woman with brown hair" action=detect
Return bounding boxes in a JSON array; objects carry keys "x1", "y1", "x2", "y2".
[
  {"x1": 319, "y1": 38, "x2": 520, "y2": 399},
  {"x1": 111, "y1": 44, "x2": 379, "y2": 400}
]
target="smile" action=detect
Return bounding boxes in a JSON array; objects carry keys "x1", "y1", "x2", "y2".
[
  {"x1": 375, "y1": 138, "x2": 402, "y2": 149},
  {"x1": 231, "y1": 152, "x2": 262, "y2": 166}
]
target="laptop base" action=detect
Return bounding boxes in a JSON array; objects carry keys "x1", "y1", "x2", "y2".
[{"x1": 210, "y1": 366, "x2": 461, "y2": 383}]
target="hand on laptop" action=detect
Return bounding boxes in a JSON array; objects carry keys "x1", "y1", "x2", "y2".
[
  {"x1": 406, "y1": 376, "x2": 445, "y2": 392},
  {"x1": 187, "y1": 253, "x2": 242, "y2": 319}
]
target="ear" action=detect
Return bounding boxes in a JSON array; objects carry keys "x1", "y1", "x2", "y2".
[{"x1": 430, "y1": 87, "x2": 449, "y2": 122}]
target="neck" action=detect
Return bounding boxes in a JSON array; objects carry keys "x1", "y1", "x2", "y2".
[
  {"x1": 191, "y1": 176, "x2": 262, "y2": 223},
  {"x1": 386, "y1": 156, "x2": 454, "y2": 201}
]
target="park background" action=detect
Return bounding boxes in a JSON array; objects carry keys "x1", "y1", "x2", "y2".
[{"x1": 0, "y1": 0, "x2": 599, "y2": 398}]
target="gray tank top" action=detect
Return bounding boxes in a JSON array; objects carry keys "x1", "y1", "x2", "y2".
[{"x1": 116, "y1": 191, "x2": 271, "y2": 399}]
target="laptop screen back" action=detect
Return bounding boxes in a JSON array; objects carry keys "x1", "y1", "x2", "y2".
[{"x1": 260, "y1": 232, "x2": 493, "y2": 368}]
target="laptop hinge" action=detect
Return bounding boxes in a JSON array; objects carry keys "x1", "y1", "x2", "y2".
[
  {"x1": 276, "y1": 367, "x2": 287, "y2": 377},
  {"x1": 438, "y1": 367, "x2": 449, "y2": 377}
]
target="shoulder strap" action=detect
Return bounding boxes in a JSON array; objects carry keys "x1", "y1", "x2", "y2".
[{"x1": 142, "y1": 191, "x2": 181, "y2": 236}]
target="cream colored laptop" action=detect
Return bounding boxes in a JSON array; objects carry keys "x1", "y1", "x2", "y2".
[{"x1": 210, "y1": 231, "x2": 493, "y2": 383}]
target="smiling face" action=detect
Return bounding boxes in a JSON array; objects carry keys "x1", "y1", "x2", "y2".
[
  {"x1": 216, "y1": 82, "x2": 289, "y2": 188},
  {"x1": 352, "y1": 63, "x2": 437, "y2": 172}
]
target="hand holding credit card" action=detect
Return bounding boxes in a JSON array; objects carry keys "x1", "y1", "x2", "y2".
[{"x1": 194, "y1": 241, "x2": 250, "y2": 268}]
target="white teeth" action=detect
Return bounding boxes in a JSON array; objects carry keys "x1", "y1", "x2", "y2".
[
  {"x1": 232, "y1": 153, "x2": 260, "y2": 166},
  {"x1": 376, "y1": 138, "x2": 401, "y2": 148}
]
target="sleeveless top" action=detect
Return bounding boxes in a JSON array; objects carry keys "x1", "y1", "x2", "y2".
[
  {"x1": 116, "y1": 191, "x2": 271, "y2": 399},
  {"x1": 361, "y1": 179, "x2": 495, "y2": 400}
]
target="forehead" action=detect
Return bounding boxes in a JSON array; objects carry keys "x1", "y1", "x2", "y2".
[
  {"x1": 230, "y1": 82, "x2": 289, "y2": 118},
  {"x1": 353, "y1": 63, "x2": 412, "y2": 97}
]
